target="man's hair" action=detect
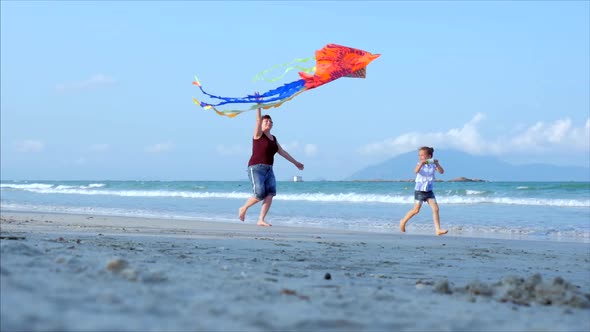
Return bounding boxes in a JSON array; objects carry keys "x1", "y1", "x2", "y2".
[
  {"x1": 419, "y1": 146, "x2": 434, "y2": 157},
  {"x1": 262, "y1": 115, "x2": 272, "y2": 121}
]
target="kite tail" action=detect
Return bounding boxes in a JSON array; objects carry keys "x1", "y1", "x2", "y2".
[
  {"x1": 252, "y1": 57, "x2": 316, "y2": 83},
  {"x1": 193, "y1": 76, "x2": 262, "y2": 104},
  {"x1": 193, "y1": 76, "x2": 306, "y2": 108},
  {"x1": 193, "y1": 89, "x2": 306, "y2": 118}
]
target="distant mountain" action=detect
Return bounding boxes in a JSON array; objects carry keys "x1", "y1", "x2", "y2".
[{"x1": 347, "y1": 150, "x2": 590, "y2": 182}]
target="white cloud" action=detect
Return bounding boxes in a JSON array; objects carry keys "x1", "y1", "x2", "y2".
[
  {"x1": 15, "y1": 140, "x2": 45, "y2": 152},
  {"x1": 89, "y1": 143, "x2": 110, "y2": 152},
  {"x1": 280, "y1": 141, "x2": 300, "y2": 152},
  {"x1": 56, "y1": 74, "x2": 116, "y2": 92},
  {"x1": 358, "y1": 113, "x2": 492, "y2": 156},
  {"x1": 276, "y1": 141, "x2": 319, "y2": 157},
  {"x1": 303, "y1": 144, "x2": 319, "y2": 157},
  {"x1": 510, "y1": 118, "x2": 590, "y2": 151},
  {"x1": 216, "y1": 144, "x2": 249, "y2": 157},
  {"x1": 145, "y1": 142, "x2": 174, "y2": 154},
  {"x1": 359, "y1": 114, "x2": 590, "y2": 158}
]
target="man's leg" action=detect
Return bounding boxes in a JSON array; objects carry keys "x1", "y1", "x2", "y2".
[
  {"x1": 239, "y1": 197, "x2": 260, "y2": 221},
  {"x1": 257, "y1": 195, "x2": 273, "y2": 226}
]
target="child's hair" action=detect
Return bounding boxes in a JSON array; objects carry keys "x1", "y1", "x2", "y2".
[
  {"x1": 419, "y1": 146, "x2": 434, "y2": 157},
  {"x1": 262, "y1": 115, "x2": 272, "y2": 121}
]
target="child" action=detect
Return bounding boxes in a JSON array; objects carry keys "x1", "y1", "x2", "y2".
[{"x1": 399, "y1": 146, "x2": 448, "y2": 236}]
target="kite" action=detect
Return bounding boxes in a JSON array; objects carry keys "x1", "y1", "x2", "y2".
[{"x1": 192, "y1": 44, "x2": 380, "y2": 118}]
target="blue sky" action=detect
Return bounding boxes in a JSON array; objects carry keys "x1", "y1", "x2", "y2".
[{"x1": 1, "y1": 1, "x2": 589, "y2": 181}]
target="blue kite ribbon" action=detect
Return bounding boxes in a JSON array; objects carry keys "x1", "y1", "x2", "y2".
[{"x1": 194, "y1": 78, "x2": 306, "y2": 107}]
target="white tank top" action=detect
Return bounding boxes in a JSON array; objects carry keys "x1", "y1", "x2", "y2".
[{"x1": 414, "y1": 163, "x2": 436, "y2": 191}]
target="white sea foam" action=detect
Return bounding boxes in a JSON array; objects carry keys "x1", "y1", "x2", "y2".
[
  {"x1": 2, "y1": 184, "x2": 589, "y2": 207},
  {"x1": 1, "y1": 183, "x2": 106, "y2": 190},
  {"x1": 0, "y1": 183, "x2": 53, "y2": 190},
  {"x1": 442, "y1": 196, "x2": 589, "y2": 207},
  {"x1": 465, "y1": 190, "x2": 485, "y2": 195},
  {"x1": 55, "y1": 185, "x2": 78, "y2": 190}
]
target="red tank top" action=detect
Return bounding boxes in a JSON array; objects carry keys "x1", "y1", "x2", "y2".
[{"x1": 248, "y1": 134, "x2": 279, "y2": 166}]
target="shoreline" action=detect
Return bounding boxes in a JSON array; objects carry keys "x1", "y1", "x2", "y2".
[
  {"x1": 2, "y1": 211, "x2": 589, "y2": 331},
  {"x1": 1, "y1": 208, "x2": 588, "y2": 244},
  {"x1": 0, "y1": 210, "x2": 379, "y2": 240}
]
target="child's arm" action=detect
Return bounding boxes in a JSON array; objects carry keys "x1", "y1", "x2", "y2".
[
  {"x1": 414, "y1": 161, "x2": 426, "y2": 174},
  {"x1": 434, "y1": 160, "x2": 444, "y2": 174}
]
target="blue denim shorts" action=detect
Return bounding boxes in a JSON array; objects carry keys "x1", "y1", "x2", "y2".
[
  {"x1": 248, "y1": 164, "x2": 277, "y2": 200},
  {"x1": 414, "y1": 190, "x2": 436, "y2": 202}
]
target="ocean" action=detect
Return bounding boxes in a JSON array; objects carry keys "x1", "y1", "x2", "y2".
[{"x1": 1, "y1": 180, "x2": 589, "y2": 243}]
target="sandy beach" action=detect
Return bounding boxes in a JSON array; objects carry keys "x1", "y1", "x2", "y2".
[{"x1": 1, "y1": 211, "x2": 589, "y2": 332}]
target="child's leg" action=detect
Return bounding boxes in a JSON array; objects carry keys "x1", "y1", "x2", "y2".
[
  {"x1": 400, "y1": 201, "x2": 422, "y2": 232},
  {"x1": 426, "y1": 199, "x2": 448, "y2": 235}
]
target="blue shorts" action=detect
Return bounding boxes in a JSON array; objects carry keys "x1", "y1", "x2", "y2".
[
  {"x1": 248, "y1": 164, "x2": 276, "y2": 200},
  {"x1": 414, "y1": 190, "x2": 436, "y2": 202}
]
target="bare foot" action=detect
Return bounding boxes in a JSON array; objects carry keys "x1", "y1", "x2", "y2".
[
  {"x1": 436, "y1": 229, "x2": 448, "y2": 236},
  {"x1": 238, "y1": 207, "x2": 246, "y2": 222},
  {"x1": 257, "y1": 220, "x2": 272, "y2": 227},
  {"x1": 399, "y1": 219, "x2": 407, "y2": 233}
]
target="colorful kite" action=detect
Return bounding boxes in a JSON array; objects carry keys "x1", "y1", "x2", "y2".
[{"x1": 192, "y1": 44, "x2": 380, "y2": 118}]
